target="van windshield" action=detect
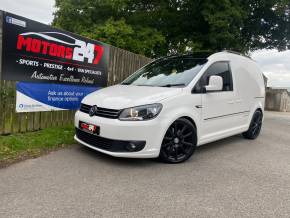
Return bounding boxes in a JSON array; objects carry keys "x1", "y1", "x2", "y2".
[{"x1": 121, "y1": 57, "x2": 207, "y2": 87}]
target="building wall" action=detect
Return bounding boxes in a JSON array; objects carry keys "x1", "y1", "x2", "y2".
[{"x1": 265, "y1": 88, "x2": 290, "y2": 112}]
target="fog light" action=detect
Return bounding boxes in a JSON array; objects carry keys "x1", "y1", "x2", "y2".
[
  {"x1": 126, "y1": 142, "x2": 137, "y2": 151},
  {"x1": 123, "y1": 141, "x2": 146, "y2": 152}
]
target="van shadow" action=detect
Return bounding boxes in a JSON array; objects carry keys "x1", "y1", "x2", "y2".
[
  {"x1": 196, "y1": 134, "x2": 244, "y2": 154},
  {"x1": 78, "y1": 145, "x2": 158, "y2": 167},
  {"x1": 76, "y1": 134, "x2": 244, "y2": 167}
]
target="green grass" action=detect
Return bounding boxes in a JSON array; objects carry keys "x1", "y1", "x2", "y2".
[{"x1": 0, "y1": 126, "x2": 75, "y2": 166}]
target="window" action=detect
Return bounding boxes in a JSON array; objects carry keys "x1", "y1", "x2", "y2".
[
  {"x1": 121, "y1": 57, "x2": 207, "y2": 87},
  {"x1": 195, "y1": 62, "x2": 233, "y2": 92}
]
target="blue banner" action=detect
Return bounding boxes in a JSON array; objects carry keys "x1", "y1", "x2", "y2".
[{"x1": 16, "y1": 82, "x2": 99, "y2": 112}]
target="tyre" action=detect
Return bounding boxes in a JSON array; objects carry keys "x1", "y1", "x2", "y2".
[
  {"x1": 159, "y1": 118, "x2": 197, "y2": 163},
  {"x1": 242, "y1": 110, "x2": 263, "y2": 140}
]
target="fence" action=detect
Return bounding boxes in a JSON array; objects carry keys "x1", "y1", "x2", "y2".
[{"x1": 0, "y1": 12, "x2": 152, "y2": 135}]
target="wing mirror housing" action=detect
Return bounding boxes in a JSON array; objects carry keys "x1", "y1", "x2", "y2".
[{"x1": 204, "y1": 75, "x2": 223, "y2": 92}]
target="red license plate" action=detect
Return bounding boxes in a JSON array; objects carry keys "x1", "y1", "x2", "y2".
[{"x1": 79, "y1": 121, "x2": 100, "y2": 135}]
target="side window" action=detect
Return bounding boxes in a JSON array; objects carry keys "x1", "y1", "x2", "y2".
[{"x1": 203, "y1": 62, "x2": 233, "y2": 91}]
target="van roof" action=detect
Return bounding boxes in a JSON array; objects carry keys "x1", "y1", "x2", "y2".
[
  {"x1": 222, "y1": 50, "x2": 252, "y2": 59},
  {"x1": 159, "y1": 52, "x2": 213, "y2": 60},
  {"x1": 159, "y1": 50, "x2": 251, "y2": 60}
]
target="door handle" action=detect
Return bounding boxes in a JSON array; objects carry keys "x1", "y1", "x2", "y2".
[{"x1": 227, "y1": 100, "x2": 235, "y2": 104}]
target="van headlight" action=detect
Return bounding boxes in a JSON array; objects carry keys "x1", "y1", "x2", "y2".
[{"x1": 119, "y1": 104, "x2": 162, "y2": 121}]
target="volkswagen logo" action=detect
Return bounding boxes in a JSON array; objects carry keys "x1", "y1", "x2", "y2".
[{"x1": 89, "y1": 105, "x2": 98, "y2": 117}]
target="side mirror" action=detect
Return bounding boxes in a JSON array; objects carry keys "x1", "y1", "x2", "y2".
[{"x1": 205, "y1": 75, "x2": 223, "y2": 92}]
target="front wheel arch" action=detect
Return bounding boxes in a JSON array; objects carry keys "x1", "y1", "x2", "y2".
[
  {"x1": 160, "y1": 114, "x2": 199, "y2": 147},
  {"x1": 256, "y1": 107, "x2": 263, "y2": 114},
  {"x1": 179, "y1": 116, "x2": 197, "y2": 130}
]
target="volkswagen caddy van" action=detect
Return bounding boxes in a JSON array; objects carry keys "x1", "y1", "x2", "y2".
[{"x1": 74, "y1": 51, "x2": 265, "y2": 163}]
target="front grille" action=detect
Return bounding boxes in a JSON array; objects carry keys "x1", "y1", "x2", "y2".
[
  {"x1": 80, "y1": 103, "x2": 120, "y2": 119},
  {"x1": 76, "y1": 128, "x2": 112, "y2": 150},
  {"x1": 75, "y1": 128, "x2": 146, "y2": 152}
]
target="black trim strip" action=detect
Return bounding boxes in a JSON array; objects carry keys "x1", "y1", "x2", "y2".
[
  {"x1": 76, "y1": 128, "x2": 146, "y2": 152},
  {"x1": 204, "y1": 110, "x2": 250, "y2": 121}
]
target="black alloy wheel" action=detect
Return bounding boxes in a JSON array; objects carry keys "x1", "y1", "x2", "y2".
[
  {"x1": 242, "y1": 110, "x2": 263, "y2": 139},
  {"x1": 159, "y1": 118, "x2": 197, "y2": 163}
]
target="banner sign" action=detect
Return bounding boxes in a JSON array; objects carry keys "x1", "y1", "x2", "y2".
[
  {"x1": 2, "y1": 11, "x2": 109, "y2": 86},
  {"x1": 16, "y1": 82, "x2": 99, "y2": 112}
]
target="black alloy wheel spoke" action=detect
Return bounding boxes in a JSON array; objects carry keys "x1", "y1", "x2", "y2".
[
  {"x1": 183, "y1": 132, "x2": 193, "y2": 138},
  {"x1": 169, "y1": 147, "x2": 175, "y2": 156},
  {"x1": 252, "y1": 126, "x2": 257, "y2": 136},
  {"x1": 174, "y1": 122, "x2": 178, "y2": 134},
  {"x1": 162, "y1": 141, "x2": 172, "y2": 148},
  {"x1": 179, "y1": 145, "x2": 187, "y2": 154},
  {"x1": 182, "y1": 141, "x2": 192, "y2": 147},
  {"x1": 164, "y1": 136, "x2": 173, "y2": 141},
  {"x1": 180, "y1": 125, "x2": 187, "y2": 134},
  {"x1": 174, "y1": 148, "x2": 178, "y2": 160}
]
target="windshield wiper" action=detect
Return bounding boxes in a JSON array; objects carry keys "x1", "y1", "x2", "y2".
[{"x1": 161, "y1": 83, "x2": 186, "y2": 87}]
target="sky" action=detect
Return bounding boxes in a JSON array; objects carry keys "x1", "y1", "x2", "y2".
[
  {"x1": 251, "y1": 50, "x2": 290, "y2": 88},
  {"x1": 0, "y1": 0, "x2": 290, "y2": 88},
  {"x1": 0, "y1": 0, "x2": 55, "y2": 24}
]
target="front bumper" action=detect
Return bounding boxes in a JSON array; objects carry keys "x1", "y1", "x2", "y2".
[
  {"x1": 74, "y1": 110, "x2": 168, "y2": 158},
  {"x1": 75, "y1": 128, "x2": 146, "y2": 152}
]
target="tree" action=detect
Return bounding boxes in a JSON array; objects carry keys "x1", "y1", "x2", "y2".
[
  {"x1": 82, "y1": 18, "x2": 165, "y2": 57},
  {"x1": 53, "y1": 0, "x2": 165, "y2": 57},
  {"x1": 53, "y1": 0, "x2": 290, "y2": 58},
  {"x1": 241, "y1": 0, "x2": 290, "y2": 51}
]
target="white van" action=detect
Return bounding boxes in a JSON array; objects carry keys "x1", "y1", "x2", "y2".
[{"x1": 74, "y1": 51, "x2": 265, "y2": 163}]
